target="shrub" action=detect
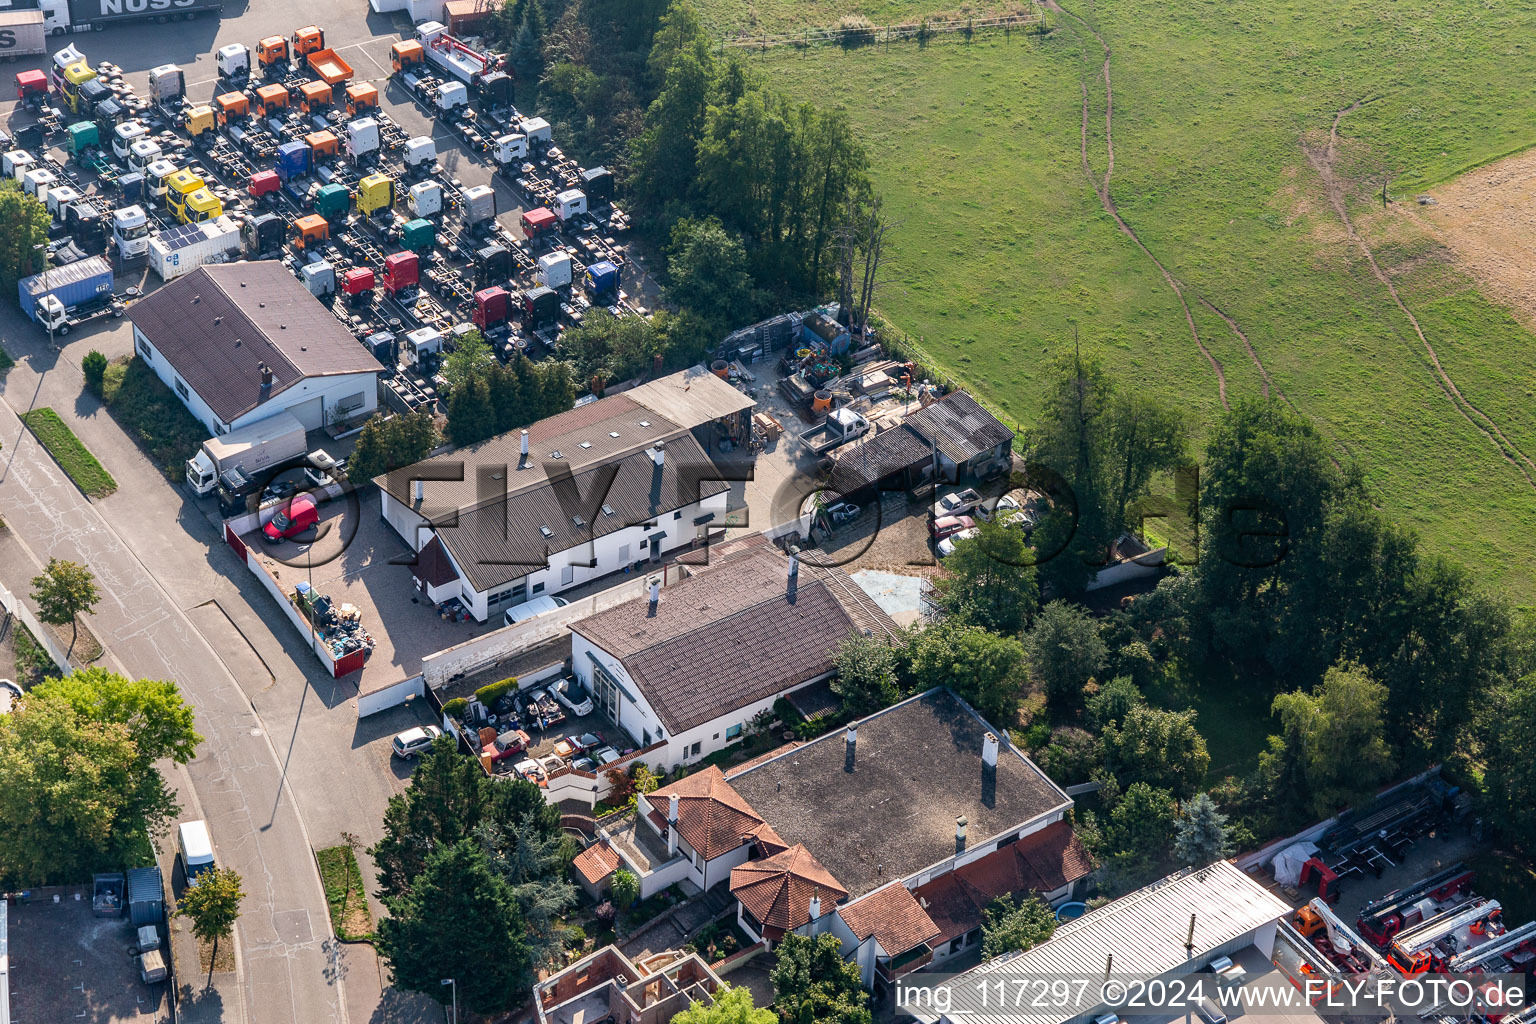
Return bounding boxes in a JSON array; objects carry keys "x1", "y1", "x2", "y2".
[
  {"x1": 611, "y1": 868, "x2": 639, "y2": 910},
  {"x1": 1036, "y1": 727, "x2": 1103, "y2": 786},
  {"x1": 473, "y1": 676, "x2": 517, "y2": 706},
  {"x1": 594, "y1": 900, "x2": 617, "y2": 926},
  {"x1": 442, "y1": 697, "x2": 468, "y2": 718},
  {"x1": 606, "y1": 767, "x2": 635, "y2": 803},
  {"x1": 81, "y1": 350, "x2": 108, "y2": 394},
  {"x1": 837, "y1": 13, "x2": 875, "y2": 46},
  {"x1": 564, "y1": 925, "x2": 587, "y2": 949}
]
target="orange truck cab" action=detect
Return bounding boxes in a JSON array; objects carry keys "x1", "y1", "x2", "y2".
[
  {"x1": 293, "y1": 214, "x2": 329, "y2": 249},
  {"x1": 305, "y1": 130, "x2": 339, "y2": 162},
  {"x1": 255, "y1": 84, "x2": 289, "y2": 116},
  {"x1": 298, "y1": 80, "x2": 332, "y2": 114},
  {"x1": 345, "y1": 82, "x2": 378, "y2": 118},
  {"x1": 390, "y1": 40, "x2": 424, "y2": 74},
  {"x1": 292, "y1": 26, "x2": 325, "y2": 58},
  {"x1": 257, "y1": 35, "x2": 289, "y2": 71},
  {"x1": 214, "y1": 91, "x2": 249, "y2": 125}
]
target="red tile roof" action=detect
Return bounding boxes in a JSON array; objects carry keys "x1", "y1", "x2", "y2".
[
  {"x1": 646, "y1": 766, "x2": 773, "y2": 862},
  {"x1": 572, "y1": 840, "x2": 620, "y2": 885},
  {"x1": 912, "y1": 821, "x2": 1092, "y2": 941},
  {"x1": 837, "y1": 883, "x2": 940, "y2": 956},
  {"x1": 730, "y1": 844, "x2": 848, "y2": 938}
]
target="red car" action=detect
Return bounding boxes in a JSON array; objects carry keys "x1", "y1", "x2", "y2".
[
  {"x1": 929, "y1": 514, "x2": 976, "y2": 541},
  {"x1": 491, "y1": 728, "x2": 531, "y2": 762},
  {"x1": 264, "y1": 493, "x2": 318, "y2": 540}
]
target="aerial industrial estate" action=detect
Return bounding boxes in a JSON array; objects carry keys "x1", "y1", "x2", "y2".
[{"x1": 0, "y1": 0, "x2": 1533, "y2": 1023}]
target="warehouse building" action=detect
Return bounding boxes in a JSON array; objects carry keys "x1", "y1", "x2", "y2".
[{"x1": 128, "y1": 261, "x2": 383, "y2": 437}]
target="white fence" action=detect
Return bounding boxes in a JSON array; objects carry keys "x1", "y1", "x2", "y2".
[{"x1": 0, "y1": 579, "x2": 71, "y2": 676}]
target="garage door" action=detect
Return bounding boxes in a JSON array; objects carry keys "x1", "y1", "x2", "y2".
[{"x1": 286, "y1": 396, "x2": 324, "y2": 430}]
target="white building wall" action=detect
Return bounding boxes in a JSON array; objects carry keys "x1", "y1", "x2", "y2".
[
  {"x1": 134, "y1": 325, "x2": 378, "y2": 436},
  {"x1": 383, "y1": 489, "x2": 726, "y2": 623},
  {"x1": 134, "y1": 325, "x2": 224, "y2": 436},
  {"x1": 700, "y1": 843, "x2": 752, "y2": 892},
  {"x1": 228, "y1": 370, "x2": 378, "y2": 432},
  {"x1": 573, "y1": 631, "x2": 671, "y2": 749}
]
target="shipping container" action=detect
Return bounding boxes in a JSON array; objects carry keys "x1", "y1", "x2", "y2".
[
  {"x1": 148, "y1": 216, "x2": 239, "y2": 281},
  {"x1": 0, "y1": 10, "x2": 47, "y2": 59},
  {"x1": 126, "y1": 866, "x2": 164, "y2": 928},
  {"x1": 18, "y1": 254, "x2": 112, "y2": 321}
]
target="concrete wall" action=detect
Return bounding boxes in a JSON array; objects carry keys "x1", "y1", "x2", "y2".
[
  {"x1": 638, "y1": 851, "x2": 694, "y2": 899},
  {"x1": 357, "y1": 673, "x2": 425, "y2": 717}
]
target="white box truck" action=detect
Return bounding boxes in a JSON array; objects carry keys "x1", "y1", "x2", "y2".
[{"x1": 185, "y1": 411, "x2": 305, "y2": 496}]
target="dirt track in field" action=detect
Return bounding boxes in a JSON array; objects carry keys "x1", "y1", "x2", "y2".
[
  {"x1": 1051, "y1": 0, "x2": 1264, "y2": 412},
  {"x1": 1305, "y1": 103, "x2": 1536, "y2": 488}
]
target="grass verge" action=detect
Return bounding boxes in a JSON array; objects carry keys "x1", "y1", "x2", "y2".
[
  {"x1": 315, "y1": 845, "x2": 374, "y2": 941},
  {"x1": 20, "y1": 407, "x2": 116, "y2": 498},
  {"x1": 99, "y1": 356, "x2": 208, "y2": 480}
]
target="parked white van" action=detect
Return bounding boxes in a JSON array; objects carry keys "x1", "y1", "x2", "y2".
[
  {"x1": 503, "y1": 594, "x2": 569, "y2": 626},
  {"x1": 178, "y1": 820, "x2": 214, "y2": 883}
]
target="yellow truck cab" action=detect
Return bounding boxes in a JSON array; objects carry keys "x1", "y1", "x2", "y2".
[
  {"x1": 356, "y1": 172, "x2": 394, "y2": 216},
  {"x1": 165, "y1": 168, "x2": 205, "y2": 219},
  {"x1": 62, "y1": 61, "x2": 96, "y2": 114},
  {"x1": 182, "y1": 188, "x2": 223, "y2": 224},
  {"x1": 184, "y1": 105, "x2": 216, "y2": 141}
]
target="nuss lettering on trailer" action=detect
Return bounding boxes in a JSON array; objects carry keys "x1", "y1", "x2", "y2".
[{"x1": 97, "y1": 0, "x2": 199, "y2": 14}]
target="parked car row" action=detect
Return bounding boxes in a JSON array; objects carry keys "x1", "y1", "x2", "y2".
[{"x1": 931, "y1": 488, "x2": 1045, "y2": 557}]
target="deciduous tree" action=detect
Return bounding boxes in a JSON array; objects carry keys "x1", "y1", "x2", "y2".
[
  {"x1": 832, "y1": 631, "x2": 905, "y2": 716},
  {"x1": 1261, "y1": 660, "x2": 1393, "y2": 818},
  {"x1": 1024, "y1": 601, "x2": 1107, "y2": 708},
  {"x1": 1100, "y1": 704, "x2": 1209, "y2": 799},
  {"x1": 673, "y1": 985, "x2": 776, "y2": 1024},
  {"x1": 934, "y1": 520, "x2": 1038, "y2": 636},
  {"x1": 906, "y1": 622, "x2": 1027, "y2": 726},
  {"x1": 771, "y1": 933, "x2": 871, "y2": 1024},
  {"x1": 178, "y1": 867, "x2": 244, "y2": 991},
  {"x1": 30, "y1": 557, "x2": 99, "y2": 654},
  {"x1": 348, "y1": 411, "x2": 438, "y2": 486},
  {"x1": 980, "y1": 894, "x2": 1056, "y2": 959}
]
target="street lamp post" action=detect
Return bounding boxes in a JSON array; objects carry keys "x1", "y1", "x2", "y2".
[
  {"x1": 440, "y1": 978, "x2": 457, "y2": 1024},
  {"x1": 33, "y1": 242, "x2": 53, "y2": 351}
]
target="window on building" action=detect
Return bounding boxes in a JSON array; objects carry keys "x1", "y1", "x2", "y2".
[
  {"x1": 638, "y1": 538, "x2": 649, "y2": 550},
  {"x1": 174, "y1": 378, "x2": 189, "y2": 400},
  {"x1": 137, "y1": 338, "x2": 153, "y2": 361},
  {"x1": 964, "y1": 928, "x2": 982, "y2": 947},
  {"x1": 532, "y1": 582, "x2": 545, "y2": 594},
  {"x1": 726, "y1": 723, "x2": 743, "y2": 740},
  {"x1": 689, "y1": 741, "x2": 701, "y2": 758},
  {"x1": 642, "y1": 729, "x2": 651, "y2": 746},
  {"x1": 674, "y1": 510, "x2": 682, "y2": 520}
]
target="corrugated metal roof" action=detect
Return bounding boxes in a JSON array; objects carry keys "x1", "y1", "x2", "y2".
[
  {"x1": 904, "y1": 391, "x2": 1014, "y2": 464},
  {"x1": 938, "y1": 862, "x2": 1291, "y2": 1024},
  {"x1": 626, "y1": 366, "x2": 754, "y2": 430}
]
